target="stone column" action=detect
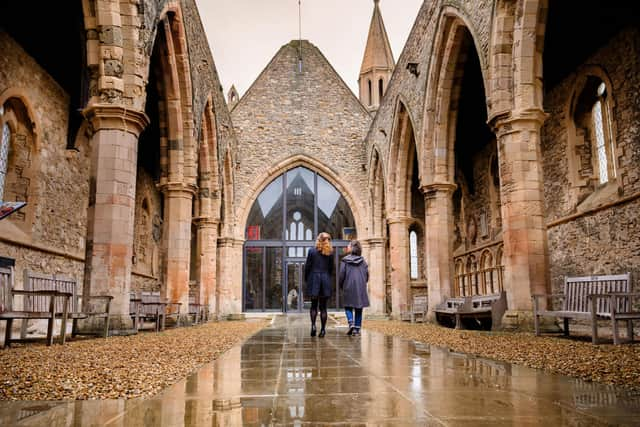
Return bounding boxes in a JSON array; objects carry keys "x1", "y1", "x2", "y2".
[
  {"x1": 160, "y1": 183, "x2": 195, "y2": 323},
  {"x1": 194, "y1": 218, "x2": 219, "y2": 319},
  {"x1": 387, "y1": 217, "x2": 411, "y2": 319},
  {"x1": 82, "y1": 105, "x2": 149, "y2": 334},
  {"x1": 422, "y1": 183, "x2": 456, "y2": 321},
  {"x1": 217, "y1": 237, "x2": 244, "y2": 317},
  {"x1": 493, "y1": 111, "x2": 549, "y2": 328},
  {"x1": 362, "y1": 238, "x2": 386, "y2": 317}
]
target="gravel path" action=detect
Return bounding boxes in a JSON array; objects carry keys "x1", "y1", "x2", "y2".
[
  {"x1": 365, "y1": 320, "x2": 640, "y2": 391},
  {"x1": 0, "y1": 320, "x2": 269, "y2": 401}
]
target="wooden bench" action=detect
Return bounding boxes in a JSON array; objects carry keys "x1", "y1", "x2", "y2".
[
  {"x1": 21, "y1": 271, "x2": 112, "y2": 341},
  {"x1": 0, "y1": 267, "x2": 72, "y2": 347},
  {"x1": 400, "y1": 295, "x2": 427, "y2": 323},
  {"x1": 434, "y1": 291, "x2": 507, "y2": 330},
  {"x1": 189, "y1": 296, "x2": 208, "y2": 324},
  {"x1": 132, "y1": 291, "x2": 181, "y2": 331},
  {"x1": 532, "y1": 273, "x2": 636, "y2": 344}
]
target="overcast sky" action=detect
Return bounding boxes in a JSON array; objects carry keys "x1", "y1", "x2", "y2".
[{"x1": 194, "y1": 0, "x2": 424, "y2": 99}]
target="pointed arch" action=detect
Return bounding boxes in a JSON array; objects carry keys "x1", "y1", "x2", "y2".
[
  {"x1": 368, "y1": 147, "x2": 386, "y2": 238},
  {"x1": 197, "y1": 95, "x2": 221, "y2": 220},
  {"x1": 422, "y1": 10, "x2": 490, "y2": 184},
  {"x1": 237, "y1": 154, "x2": 365, "y2": 240},
  {"x1": 387, "y1": 99, "x2": 419, "y2": 216}
]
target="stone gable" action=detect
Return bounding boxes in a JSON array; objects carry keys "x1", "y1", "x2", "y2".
[{"x1": 231, "y1": 40, "x2": 372, "y2": 232}]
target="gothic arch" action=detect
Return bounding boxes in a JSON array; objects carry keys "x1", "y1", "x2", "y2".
[
  {"x1": 367, "y1": 148, "x2": 386, "y2": 238},
  {"x1": 488, "y1": 0, "x2": 517, "y2": 118},
  {"x1": 512, "y1": 0, "x2": 548, "y2": 112},
  {"x1": 387, "y1": 99, "x2": 419, "y2": 216},
  {"x1": 197, "y1": 95, "x2": 221, "y2": 220},
  {"x1": 422, "y1": 10, "x2": 490, "y2": 185},
  {"x1": 236, "y1": 155, "x2": 365, "y2": 240}
]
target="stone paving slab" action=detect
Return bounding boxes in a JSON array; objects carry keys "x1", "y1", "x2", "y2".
[{"x1": 2, "y1": 315, "x2": 640, "y2": 426}]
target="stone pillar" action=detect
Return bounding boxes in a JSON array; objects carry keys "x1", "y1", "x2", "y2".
[
  {"x1": 217, "y1": 237, "x2": 244, "y2": 317},
  {"x1": 387, "y1": 217, "x2": 411, "y2": 319},
  {"x1": 362, "y1": 238, "x2": 386, "y2": 316},
  {"x1": 422, "y1": 183, "x2": 456, "y2": 321},
  {"x1": 494, "y1": 111, "x2": 549, "y2": 328},
  {"x1": 82, "y1": 105, "x2": 149, "y2": 334},
  {"x1": 161, "y1": 183, "x2": 195, "y2": 321},
  {"x1": 194, "y1": 218, "x2": 219, "y2": 318}
]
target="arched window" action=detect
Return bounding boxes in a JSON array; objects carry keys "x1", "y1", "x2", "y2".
[
  {"x1": 592, "y1": 82, "x2": 615, "y2": 184},
  {"x1": 368, "y1": 80, "x2": 372, "y2": 106},
  {"x1": 0, "y1": 118, "x2": 10, "y2": 200},
  {"x1": 409, "y1": 230, "x2": 418, "y2": 279},
  {"x1": 569, "y1": 73, "x2": 617, "y2": 190},
  {"x1": 378, "y1": 78, "x2": 384, "y2": 101},
  {"x1": 480, "y1": 250, "x2": 493, "y2": 294}
]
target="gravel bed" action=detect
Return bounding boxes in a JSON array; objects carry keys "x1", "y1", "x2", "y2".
[
  {"x1": 0, "y1": 320, "x2": 268, "y2": 401},
  {"x1": 365, "y1": 320, "x2": 640, "y2": 391}
]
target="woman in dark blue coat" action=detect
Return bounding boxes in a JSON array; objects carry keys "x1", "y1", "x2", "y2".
[
  {"x1": 304, "y1": 232, "x2": 334, "y2": 337},
  {"x1": 339, "y1": 240, "x2": 369, "y2": 336}
]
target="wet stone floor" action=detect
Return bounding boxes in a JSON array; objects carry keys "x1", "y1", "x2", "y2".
[{"x1": 2, "y1": 315, "x2": 640, "y2": 426}]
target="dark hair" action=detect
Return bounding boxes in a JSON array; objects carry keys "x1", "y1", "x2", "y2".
[{"x1": 349, "y1": 240, "x2": 362, "y2": 256}]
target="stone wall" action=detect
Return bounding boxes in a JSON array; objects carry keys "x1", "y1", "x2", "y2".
[
  {"x1": 542, "y1": 29, "x2": 640, "y2": 292},
  {"x1": 231, "y1": 40, "x2": 372, "y2": 233},
  {"x1": 0, "y1": 32, "x2": 90, "y2": 289}
]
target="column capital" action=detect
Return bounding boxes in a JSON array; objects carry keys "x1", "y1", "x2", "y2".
[
  {"x1": 362, "y1": 237, "x2": 386, "y2": 246},
  {"x1": 83, "y1": 104, "x2": 149, "y2": 137},
  {"x1": 218, "y1": 236, "x2": 245, "y2": 247},
  {"x1": 160, "y1": 182, "x2": 197, "y2": 197},
  {"x1": 488, "y1": 108, "x2": 548, "y2": 135},
  {"x1": 387, "y1": 215, "x2": 413, "y2": 225},
  {"x1": 193, "y1": 217, "x2": 220, "y2": 228},
  {"x1": 420, "y1": 182, "x2": 457, "y2": 196}
]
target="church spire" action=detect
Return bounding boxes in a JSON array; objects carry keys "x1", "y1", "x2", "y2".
[{"x1": 358, "y1": 0, "x2": 395, "y2": 113}]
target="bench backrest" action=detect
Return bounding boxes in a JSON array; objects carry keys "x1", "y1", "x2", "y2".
[
  {"x1": 412, "y1": 295, "x2": 427, "y2": 309},
  {"x1": 562, "y1": 273, "x2": 631, "y2": 314},
  {"x1": 24, "y1": 270, "x2": 79, "y2": 313},
  {"x1": 0, "y1": 266, "x2": 13, "y2": 312}
]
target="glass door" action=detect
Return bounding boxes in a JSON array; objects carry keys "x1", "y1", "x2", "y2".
[{"x1": 285, "y1": 260, "x2": 305, "y2": 312}]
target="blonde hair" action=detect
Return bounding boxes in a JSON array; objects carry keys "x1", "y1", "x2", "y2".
[{"x1": 315, "y1": 232, "x2": 333, "y2": 256}]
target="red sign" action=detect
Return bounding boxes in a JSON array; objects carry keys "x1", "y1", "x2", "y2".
[{"x1": 247, "y1": 225, "x2": 261, "y2": 240}]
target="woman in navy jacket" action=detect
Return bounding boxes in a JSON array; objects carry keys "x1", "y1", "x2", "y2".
[
  {"x1": 304, "y1": 232, "x2": 334, "y2": 337},
  {"x1": 339, "y1": 240, "x2": 369, "y2": 336}
]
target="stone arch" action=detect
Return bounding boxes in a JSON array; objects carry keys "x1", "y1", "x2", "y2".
[
  {"x1": 367, "y1": 147, "x2": 386, "y2": 238},
  {"x1": 236, "y1": 155, "x2": 365, "y2": 241},
  {"x1": 0, "y1": 92, "x2": 41, "y2": 235},
  {"x1": 221, "y1": 149, "x2": 235, "y2": 236},
  {"x1": 197, "y1": 95, "x2": 221, "y2": 220},
  {"x1": 387, "y1": 99, "x2": 419, "y2": 216},
  {"x1": 422, "y1": 9, "x2": 490, "y2": 184},
  {"x1": 512, "y1": 0, "x2": 547, "y2": 112},
  {"x1": 150, "y1": 5, "x2": 194, "y2": 184},
  {"x1": 488, "y1": 0, "x2": 517, "y2": 118}
]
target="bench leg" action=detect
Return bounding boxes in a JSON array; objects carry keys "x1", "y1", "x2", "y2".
[
  {"x1": 455, "y1": 313, "x2": 463, "y2": 330},
  {"x1": 591, "y1": 318, "x2": 599, "y2": 345},
  {"x1": 534, "y1": 314, "x2": 540, "y2": 336},
  {"x1": 72, "y1": 318, "x2": 78, "y2": 338},
  {"x1": 563, "y1": 318, "x2": 570, "y2": 337},
  {"x1": 103, "y1": 315, "x2": 110, "y2": 338},
  {"x1": 612, "y1": 317, "x2": 620, "y2": 345},
  {"x1": 46, "y1": 317, "x2": 55, "y2": 346},
  {"x1": 4, "y1": 319, "x2": 12, "y2": 349},
  {"x1": 627, "y1": 320, "x2": 634, "y2": 343}
]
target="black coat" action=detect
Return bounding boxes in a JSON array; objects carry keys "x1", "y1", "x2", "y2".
[
  {"x1": 339, "y1": 255, "x2": 370, "y2": 308},
  {"x1": 304, "y1": 248, "x2": 334, "y2": 297}
]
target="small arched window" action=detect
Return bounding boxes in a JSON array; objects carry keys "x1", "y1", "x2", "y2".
[
  {"x1": 592, "y1": 82, "x2": 615, "y2": 184},
  {"x1": 0, "y1": 117, "x2": 10, "y2": 200},
  {"x1": 367, "y1": 80, "x2": 372, "y2": 106},
  {"x1": 378, "y1": 78, "x2": 384, "y2": 101},
  {"x1": 409, "y1": 230, "x2": 418, "y2": 279}
]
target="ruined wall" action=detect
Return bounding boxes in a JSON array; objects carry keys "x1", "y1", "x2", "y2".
[
  {"x1": 0, "y1": 32, "x2": 89, "y2": 289},
  {"x1": 131, "y1": 167, "x2": 164, "y2": 292},
  {"x1": 542, "y1": 29, "x2": 640, "y2": 290},
  {"x1": 231, "y1": 40, "x2": 371, "y2": 232}
]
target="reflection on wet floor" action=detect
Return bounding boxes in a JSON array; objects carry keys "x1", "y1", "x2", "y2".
[{"x1": 2, "y1": 314, "x2": 640, "y2": 426}]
